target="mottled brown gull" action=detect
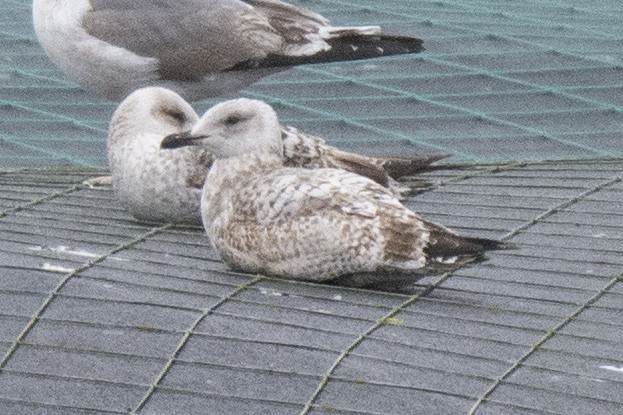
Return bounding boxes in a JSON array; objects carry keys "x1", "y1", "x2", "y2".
[
  {"x1": 109, "y1": 87, "x2": 444, "y2": 224},
  {"x1": 160, "y1": 98, "x2": 513, "y2": 286},
  {"x1": 33, "y1": 0, "x2": 423, "y2": 101}
]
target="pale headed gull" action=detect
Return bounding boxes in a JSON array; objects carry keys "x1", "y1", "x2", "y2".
[
  {"x1": 109, "y1": 87, "x2": 445, "y2": 224},
  {"x1": 160, "y1": 98, "x2": 513, "y2": 286},
  {"x1": 108, "y1": 87, "x2": 210, "y2": 224},
  {"x1": 33, "y1": 0, "x2": 424, "y2": 101}
]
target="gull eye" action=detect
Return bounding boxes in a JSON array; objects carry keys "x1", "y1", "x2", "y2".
[
  {"x1": 165, "y1": 109, "x2": 186, "y2": 124},
  {"x1": 224, "y1": 114, "x2": 243, "y2": 126}
]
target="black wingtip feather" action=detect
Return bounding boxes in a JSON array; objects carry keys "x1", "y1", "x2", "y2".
[
  {"x1": 424, "y1": 223, "x2": 517, "y2": 268},
  {"x1": 325, "y1": 34, "x2": 426, "y2": 60},
  {"x1": 383, "y1": 153, "x2": 452, "y2": 179},
  {"x1": 229, "y1": 34, "x2": 424, "y2": 71},
  {"x1": 462, "y1": 237, "x2": 517, "y2": 252}
]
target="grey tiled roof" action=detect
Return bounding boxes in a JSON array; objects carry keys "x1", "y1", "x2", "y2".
[{"x1": 0, "y1": 161, "x2": 621, "y2": 414}]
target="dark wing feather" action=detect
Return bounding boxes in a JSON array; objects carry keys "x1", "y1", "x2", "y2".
[
  {"x1": 382, "y1": 153, "x2": 450, "y2": 178},
  {"x1": 231, "y1": 34, "x2": 424, "y2": 71},
  {"x1": 324, "y1": 149, "x2": 390, "y2": 188},
  {"x1": 424, "y1": 221, "x2": 514, "y2": 267}
]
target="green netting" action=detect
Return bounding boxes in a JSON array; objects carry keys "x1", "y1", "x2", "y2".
[{"x1": 0, "y1": 0, "x2": 622, "y2": 168}]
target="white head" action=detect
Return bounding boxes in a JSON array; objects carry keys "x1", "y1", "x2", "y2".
[
  {"x1": 160, "y1": 98, "x2": 282, "y2": 158},
  {"x1": 109, "y1": 87, "x2": 198, "y2": 146},
  {"x1": 108, "y1": 87, "x2": 211, "y2": 225}
]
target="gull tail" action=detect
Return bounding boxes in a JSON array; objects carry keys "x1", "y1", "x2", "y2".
[{"x1": 424, "y1": 223, "x2": 517, "y2": 270}]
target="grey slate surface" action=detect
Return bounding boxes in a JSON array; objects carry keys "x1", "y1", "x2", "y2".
[{"x1": 0, "y1": 161, "x2": 620, "y2": 414}]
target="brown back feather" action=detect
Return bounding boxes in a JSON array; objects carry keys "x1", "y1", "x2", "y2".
[{"x1": 381, "y1": 216, "x2": 427, "y2": 262}]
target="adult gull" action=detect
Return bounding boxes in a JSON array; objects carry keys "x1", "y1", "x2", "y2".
[
  {"x1": 33, "y1": 0, "x2": 424, "y2": 101},
  {"x1": 160, "y1": 98, "x2": 513, "y2": 286}
]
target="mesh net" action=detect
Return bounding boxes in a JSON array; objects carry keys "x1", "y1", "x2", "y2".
[{"x1": 1, "y1": 0, "x2": 623, "y2": 167}]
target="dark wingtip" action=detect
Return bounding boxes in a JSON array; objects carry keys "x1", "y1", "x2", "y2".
[
  {"x1": 371, "y1": 34, "x2": 425, "y2": 54},
  {"x1": 421, "y1": 153, "x2": 453, "y2": 164},
  {"x1": 424, "y1": 222, "x2": 519, "y2": 266},
  {"x1": 384, "y1": 153, "x2": 453, "y2": 178},
  {"x1": 315, "y1": 33, "x2": 425, "y2": 63},
  {"x1": 425, "y1": 236, "x2": 517, "y2": 271},
  {"x1": 229, "y1": 34, "x2": 424, "y2": 71},
  {"x1": 469, "y1": 238, "x2": 518, "y2": 252}
]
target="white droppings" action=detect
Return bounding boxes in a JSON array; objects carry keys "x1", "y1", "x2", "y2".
[
  {"x1": 258, "y1": 287, "x2": 283, "y2": 297},
  {"x1": 600, "y1": 365, "x2": 623, "y2": 373},
  {"x1": 108, "y1": 256, "x2": 129, "y2": 262},
  {"x1": 332, "y1": 294, "x2": 342, "y2": 301},
  {"x1": 311, "y1": 309, "x2": 331, "y2": 314},
  {"x1": 50, "y1": 246, "x2": 100, "y2": 258},
  {"x1": 592, "y1": 233, "x2": 607, "y2": 238},
  {"x1": 30, "y1": 245, "x2": 102, "y2": 259},
  {"x1": 42, "y1": 263, "x2": 76, "y2": 273},
  {"x1": 103, "y1": 329, "x2": 126, "y2": 335}
]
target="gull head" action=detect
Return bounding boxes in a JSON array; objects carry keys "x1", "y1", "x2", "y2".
[
  {"x1": 110, "y1": 87, "x2": 198, "y2": 144},
  {"x1": 160, "y1": 98, "x2": 282, "y2": 159}
]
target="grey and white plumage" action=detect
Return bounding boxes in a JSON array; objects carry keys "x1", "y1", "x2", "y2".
[
  {"x1": 109, "y1": 87, "x2": 443, "y2": 224},
  {"x1": 160, "y1": 98, "x2": 513, "y2": 286},
  {"x1": 108, "y1": 87, "x2": 211, "y2": 224},
  {"x1": 33, "y1": 0, "x2": 423, "y2": 101}
]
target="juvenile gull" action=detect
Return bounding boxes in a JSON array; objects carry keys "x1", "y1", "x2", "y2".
[
  {"x1": 110, "y1": 87, "x2": 444, "y2": 224},
  {"x1": 33, "y1": 0, "x2": 424, "y2": 101},
  {"x1": 161, "y1": 99, "x2": 513, "y2": 286},
  {"x1": 108, "y1": 87, "x2": 207, "y2": 224}
]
